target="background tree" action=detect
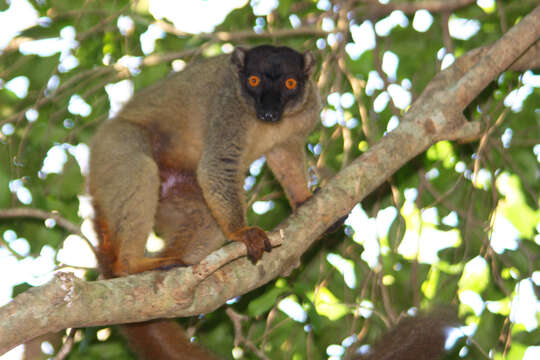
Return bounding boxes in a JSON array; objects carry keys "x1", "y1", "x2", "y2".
[{"x1": 0, "y1": 0, "x2": 539, "y2": 359}]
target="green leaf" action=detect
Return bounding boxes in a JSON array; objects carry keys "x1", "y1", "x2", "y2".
[
  {"x1": 248, "y1": 285, "x2": 289, "y2": 317},
  {"x1": 496, "y1": 174, "x2": 540, "y2": 239},
  {"x1": 458, "y1": 256, "x2": 490, "y2": 293},
  {"x1": 308, "y1": 286, "x2": 350, "y2": 321}
]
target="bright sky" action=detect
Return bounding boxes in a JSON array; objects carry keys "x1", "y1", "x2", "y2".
[{"x1": 0, "y1": 0, "x2": 539, "y2": 359}]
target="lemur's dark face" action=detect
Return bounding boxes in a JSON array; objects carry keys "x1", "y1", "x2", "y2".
[{"x1": 232, "y1": 45, "x2": 315, "y2": 123}]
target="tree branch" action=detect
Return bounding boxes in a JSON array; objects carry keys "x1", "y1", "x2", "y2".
[
  {"x1": 0, "y1": 208, "x2": 84, "y2": 239},
  {"x1": 149, "y1": 19, "x2": 328, "y2": 41},
  {"x1": 1, "y1": 5, "x2": 539, "y2": 354},
  {"x1": 355, "y1": 0, "x2": 477, "y2": 18}
]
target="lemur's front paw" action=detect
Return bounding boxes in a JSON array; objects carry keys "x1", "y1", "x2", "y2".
[{"x1": 231, "y1": 226, "x2": 272, "y2": 264}]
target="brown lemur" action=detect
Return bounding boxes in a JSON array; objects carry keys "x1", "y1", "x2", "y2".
[
  {"x1": 89, "y1": 45, "x2": 320, "y2": 358},
  {"x1": 88, "y1": 44, "x2": 453, "y2": 360}
]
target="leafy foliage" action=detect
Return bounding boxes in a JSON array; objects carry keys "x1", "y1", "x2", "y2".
[{"x1": 0, "y1": 0, "x2": 538, "y2": 359}]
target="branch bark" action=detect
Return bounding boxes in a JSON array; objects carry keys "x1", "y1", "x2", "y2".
[{"x1": 1, "y1": 5, "x2": 539, "y2": 354}]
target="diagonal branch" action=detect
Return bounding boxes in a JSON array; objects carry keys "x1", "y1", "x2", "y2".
[
  {"x1": 0, "y1": 208, "x2": 84, "y2": 239},
  {"x1": 1, "y1": 5, "x2": 539, "y2": 355}
]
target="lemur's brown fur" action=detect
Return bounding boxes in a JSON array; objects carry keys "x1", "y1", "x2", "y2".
[
  {"x1": 89, "y1": 45, "x2": 319, "y2": 358},
  {"x1": 89, "y1": 45, "x2": 453, "y2": 360}
]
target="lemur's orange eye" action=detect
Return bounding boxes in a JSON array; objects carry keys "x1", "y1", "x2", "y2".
[
  {"x1": 248, "y1": 75, "x2": 260, "y2": 87},
  {"x1": 285, "y1": 78, "x2": 297, "y2": 90}
]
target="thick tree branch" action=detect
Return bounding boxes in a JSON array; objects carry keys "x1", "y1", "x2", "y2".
[
  {"x1": 452, "y1": 6, "x2": 540, "y2": 108},
  {"x1": 1, "y1": 5, "x2": 539, "y2": 354}
]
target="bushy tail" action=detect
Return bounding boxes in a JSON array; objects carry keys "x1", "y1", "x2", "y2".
[
  {"x1": 120, "y1": 320, "x2": 219, "y2": 360},
  {"x1": 94, "y1": 216, "x2": 219, "y2": 360}
]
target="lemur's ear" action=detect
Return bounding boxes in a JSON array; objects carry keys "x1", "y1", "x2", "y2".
[
  {"x1": 303, "y1": 51, "x2": 316, "y2": 76},
  {"x1": 231, "y1": 47, "x2": 248, "y2": 71}
]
